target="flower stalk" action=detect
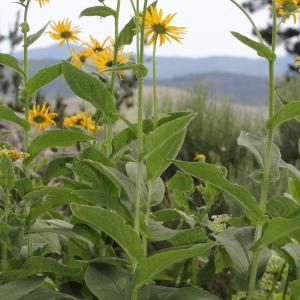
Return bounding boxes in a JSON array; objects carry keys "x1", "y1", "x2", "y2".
[
  {"x1": 246, "y1": 1, "x2": 278, "y2": 299},
  {"x1": 152, "y1": 38, "x2": 158, "y2": 128},
  {"x1": 2, "y1": 188, "x2": 10, "y2": 273}
]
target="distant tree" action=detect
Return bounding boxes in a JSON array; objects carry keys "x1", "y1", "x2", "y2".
[{"x1": 243, "y1": 0, "x2": 300, "y2": 72}]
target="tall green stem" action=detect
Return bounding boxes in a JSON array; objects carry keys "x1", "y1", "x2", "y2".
[
  {"x1": 2, "y1": 188, "x2": 10, "y2": 273},
  {"x1": 152, "y1": 38, "x2": 158, "y2": 128},
  {"x1": 246, "y1": 2, "x2": 277, "y2": 299},
  {"x1": 106, "y1": 0, "x2": 121, "y2": 157},
  {"x1": 22, "y1": 0, "x2": 33, "y2": 257}
]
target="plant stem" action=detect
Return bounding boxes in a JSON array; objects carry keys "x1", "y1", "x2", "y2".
[
  {"x1": 2, "y1": 188, "x2": 10, "y2": 273},
  {"x1": 143, "y1": 181, "x2": 152, "y2": 252},
  {"x1": 246, "y1": 2, "x2": 277, "y2": 299},
  {"x1": 106, "y1": 0, "x2": 121, "y2": 157},
  {"x1": 23, "y1": 0, "x2": 33, "y2": 257},
  {"x1": 131, "y1": 3, "x2": 147, "y2": 299},
  {"x1": 152, "y1": 38, "x2": 158, "y2": 128},
  {"x1": 191, "y1": 257, "x2": 198, "y2": 285},
  {"x1": 282, "y1": 265, "x2": 291, "y2": 300}
]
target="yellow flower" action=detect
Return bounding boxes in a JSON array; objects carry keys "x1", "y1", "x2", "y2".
[
  {"x1": 93, "y1": 47, "x2": 131, "y2": 75},
  {"x1": 48, "y1": 19, "x2": 81, "y2": 46},
  {"x1": 296, "y1": 56, "x2": 300, "y2": 68},
  {"x1": 29, "y1": 103, "x2": 57, "y2": 130},
  {"x1": 0, "y1": 147, "x2": 29, "y2": 161},
  {"x1": 194, "y1": 153, "x2": 206, "y2": 162},
  {"x1": 71, "y1": 48, "x2": 92, "y2": 68},
  {"x1": 145, "y1": 6, "x2": 187, "y2": 46},
  {"x1": 36, "y1": 0, "x2": 49, "y2": 6},
  {"x1": 63, "y1": 112, "x2": 101, "y2": 135},
  {"x1": 276, "y1": 0, "x2": 300, "y2": 23},
  {"x1": 84, "y1": 35, "x2": 113, "y2": 55}
]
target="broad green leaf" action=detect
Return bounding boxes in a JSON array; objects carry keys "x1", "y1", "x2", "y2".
[
  {"x1": 133, "y1": 243, "x2": 212, "y2": 288},
  {"x1": 26, "y1": 187, "x2": 92, "y2": 225},
  {"x1": 269, "y1": 101, "x2": 300, "y2": 128},
  {"x1": 105, "y1": 62, "x2": 148, "y2": 77},
  {"x1": 84, "y1": 160, "x2": 137, "y2": 208},
  {"x1": 26, "y1": 21, "x2": 51, "y2": 47},
  {"x1": 80, "y1": 6, "x2": 117, "y2": 18},
  {"x1": 145, "y1": 113, "x2": 196, "y2": 180},
  {"x1": 44, "y1": 156, "x2": 73, "y2": 182},
  {"x1": 237, "y1": 131, "x2": 281, "y2": 182},
  {"x1": 18, "y1": 288, "x2": 78, "y2": 300},
  {"x1": 282, "y1": 243, "x2": 300, "y2": 275},
  {"x1": 231, "y1": 31, "x2": 276, "y2": 61},
  {"x1": 79, "y1": 146, "x2": 113, "y2": 167},
  {"x1": 290, "y1": 279, "x2": 300, "y2": 300},
  {"x1": 0, "y1": 53, "x2": 24, "y2": 76},
  {"x1": 0, "y1": 257, "x2": 81, "y2": 283},
  {"x1": 149, "y1": 220, "x2": 207, "y2": 245},
  {"x1": 0, "y1": 105, "x2": 30, "y2": 130},
  {"x1": 0, "y1": 277, "x2": 44, "y2": 300},
  {"x1": 168, "y1": 172, "x2": 194, "y2": 193},
  {"x1": 85, "y1": 262, "x2": 131, "y2": 300},
  {"x1": 71, "y1": 204, "x2": 145, "y2": 263},
  {"x1": 174, "y1": 160, "x2": 265, "y2": 223},
  {"x1": 22, "y1": 63, "x2": 62, "y2": 101},
  {"x1": 0, "y1": 154, "x2": 15, "y2": 190},
  {"x1": 215, "y1": 227, "x2": 270, "y2": 290},
  {"x1": 62, "y1": 61, "x2": 117, "y2": 122},
  {"x1": 163, "y1": 286, "x2": 221, "y2": 300},
  {"x1": 255, "y1": 216, "x2": 300, "y2": 249},
  {"x1": 267, "y1": 196, "x2": 300, "y2": 218},
  {"x1": 23, "y1": 129, "x2": 94, "y2": 165}
]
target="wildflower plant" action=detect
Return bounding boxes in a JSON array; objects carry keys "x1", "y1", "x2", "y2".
[{"x1": 0, "y1": 0, "x2": 300, "y2": 299}]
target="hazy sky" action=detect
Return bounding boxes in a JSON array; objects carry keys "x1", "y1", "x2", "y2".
[{"x1": 0, "y1": 0, "x2": 287, "y2": 58}]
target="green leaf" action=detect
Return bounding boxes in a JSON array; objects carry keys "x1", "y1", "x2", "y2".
[
  {"x1": 44, "y1": 156, "x2": 73, "y2": 182},
  {"x1": 215, "y1": 227, "x2": 270, "y2": 290},
  {"x1": 26, "y1": 21, "x2": 51, "y2": 47},
  {"x1": 269, "y1": 101, "x2": 300, "y2": 128},
  {"x1": 85, "y1": 262, "x2": 131, "y2": 300},
  {"x1": 133, "y1": 243, "x2": 212, "y2": 288},
  {"x1": 18, "y1": 288, "x2": 78, "y2": 300},
  {"x1": 0, "y1": 105, "x2": 30, "y2": 130},
  {"x1": 0, "y1": 53, "x2": 24, "y2": 76},
  {"x1": 79, "y1": 146, "x2": 113, "y2": 167},
  {"x1": 62, "y1": 61, "x2": 117, "y2": 123},
  {"x1": 0, "y1": 257, "x2": 81, "y2": 283},
  {"x1": 71, "y1": 204, "x2": 145, "y2": 263},
  {"x1": 231, "y1": 31, "x2": 276, "y2": 61},
  {"x1": 22, "y1": 63, "x2": 62, "y2": 101},
  {"x1": 290, "y1": 279, "x2": 300, "y2": 300},
  {"x1": 105, "y1": 62, "x2": 148, "y2": 77},
  {"x1": 174, "y1": 160, "x2": 265, "y2": 224},
  {"x1": 145, "y1": 113, "x2": 196, "y2": 180},
  {"x1": 80, "y1": 6, "x2": 117, "y2": 18},
  {"x1": 168, "y1": 172, "x2": 194, "y2": 193},
  {"x1": 255, "y1": 216, "x2": 300, "y2": 249},
  {"x1": 0, "y1": 154, "x2": 15, "y2": 190},
  {"x1": 237, "y1": 131, "x2": 281, "y2": 183},
  {"x1": 267, "y1": 196, "x2": 300, "y2": 218},
  {"x1": 163, "y1": 286, "x2": 221, "y2": 300},
  {"x1": 0, "y1": 277, "x2": 44, "y2": 300},
  {"x1": 23, "y1": 129, "x2": 94, "y2": 165},
  {"x1": 26, "y1": 187, "x2": 92, "y2": 225}
]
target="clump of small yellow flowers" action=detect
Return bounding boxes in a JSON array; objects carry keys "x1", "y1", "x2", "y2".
[
  {"x1": 29, "y1": 103, "x2": 57, "y2": 130},
  {"x1": 48, "y1": 19, "x2": 81, "y2": 46},
  {"x1": 295, "y1": 56, "x2": 300, "y2": 70},
  {"x1": 71, "y1": 48, "x2": 93, "y2": 69},
  {"x1": 93, "y1": 46, "x2": 131, "y2": 75},
  {"x1": 275, "y1": 0, "x2": 300, "y2": 23},
  {"x1": 145, "y1": 6, "x2": 187, "y2": 46},
  {"x1": 36, "y1": 0, "x2": 49, "y2": 7},
  {"x1": 63, "y1": 112, "x2": 101, "y2": 135},
  {"x1": 0, "y1": 147, "x2": 29, "y2": 161},
  {"x1": 194, "y1": 153, "x2": 206, "y2": 162}
]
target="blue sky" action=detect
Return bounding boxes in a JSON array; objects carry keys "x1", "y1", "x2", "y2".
[{"x1": 0, "y1": 0, "x2": 287, "y2": 58}]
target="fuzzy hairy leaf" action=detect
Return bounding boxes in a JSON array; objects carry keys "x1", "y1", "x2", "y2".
[
  {"x1": 0, "y1": 53, "x2": 24, "y2": 76},
  {"x1": 0, "y1": 105, "x2": 30, "y2": 130}
]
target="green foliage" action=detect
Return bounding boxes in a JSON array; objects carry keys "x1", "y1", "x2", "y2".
[
  {"x1": 0, "y1": 53, "x2": 24, "y2": 76},
  {"x1": 80, "y1": 6, "x2": 117, "y2": 18},
  {"x1": 0, "y1": 105, "x2": 30, "y2": 130}
]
